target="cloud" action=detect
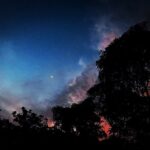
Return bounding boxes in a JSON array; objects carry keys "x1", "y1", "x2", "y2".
[
  {"x1": 97, "y1": 32, "x2": 117, "y2": 50},
  {"x1": 51, "y1": 64, "x2": 98, "y2": 106},
  {"x1": 78, "y1": 58, "x2": 86, "y2": 68},
  {"x1": 91, "y1": 16, "x2": 121, "y2": 51},
  {"x1": 0, "y1": 93, "x2": 26, "y2": 119},
  {"x1": 21, "y1": 79, "x2": 49, "y2": 103},
  {"x1": 91, "y1": 0, "x2": 150, "y2": 51},
  {"x1": 0, "y1": 77, "x2": 53, "y2": 118}
]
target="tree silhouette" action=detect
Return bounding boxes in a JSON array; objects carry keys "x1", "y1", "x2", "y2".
[
  {"x1": 0, "y1": 109, "x2": 14, "y2": 129},
  {"x1": 52, "y1": 97, "x2": 103, "y2": 143},
  {"x1": 88, "y1": 21, "x2": 150, "y2": 147},
  {"x1": 12, "y1": 107, "x2": 48, "y2": 129}
]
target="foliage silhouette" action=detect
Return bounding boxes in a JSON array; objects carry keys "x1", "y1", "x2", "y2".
[
  {"x1": 12, "y1": 107, "x2": 47, "y2": 129},
  {"x1": 52, "y1": 97, "x2": 104, "y2": 141},
  {"x1": 88, "y1": 21, "x2": 150, "y2": 148}
]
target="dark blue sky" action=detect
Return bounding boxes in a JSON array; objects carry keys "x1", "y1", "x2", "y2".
[{"x1": 0, "y1": 0, "x2": 149, "y2": 114}]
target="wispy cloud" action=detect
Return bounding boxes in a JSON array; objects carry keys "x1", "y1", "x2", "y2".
[
  {"x1": 91, "y1": 16, "x2": 120, "y2": 51},
  {"x1": 78, "y1": 58, "x2": 86, "y2": 68},
  {"x1": 51, "y1": 64, "x2": 98, "y2": 106}
]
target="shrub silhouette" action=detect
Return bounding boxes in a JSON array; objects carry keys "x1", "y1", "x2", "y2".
[{"x1": 12, "y1": 107, "x2": 47, "y2": 129}]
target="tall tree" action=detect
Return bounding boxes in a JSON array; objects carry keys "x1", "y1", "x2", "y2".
[{"x1": 88, "y1": 22, "x2": 150, "y2": 145}]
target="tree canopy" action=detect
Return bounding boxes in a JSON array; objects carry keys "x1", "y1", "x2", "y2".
[{"x1": 88, "y1": 21, "x2": 150, "y2": 146}]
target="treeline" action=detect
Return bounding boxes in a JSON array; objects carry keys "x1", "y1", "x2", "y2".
[{"x1": 0, "y1": 22, "x2": 150, "y2": 149}]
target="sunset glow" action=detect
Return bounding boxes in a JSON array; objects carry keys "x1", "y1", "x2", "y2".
[{"x1": 47, "y1": 119, "x2": 55, "y2": 128}]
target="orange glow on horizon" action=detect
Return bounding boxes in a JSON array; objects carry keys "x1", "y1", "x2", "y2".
[
  {"x1": 47, "y1": 116, "x2": 111, "y2": 142},
  {"x1": 47, "y1": 119, "x2": 55, "y2": 128},
  {"x1": 100, "y1": 117, "x2": 111, "y2": 136},
  {"x1": 98, "y1": 117, "x2": 111, "y2": 142}
]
